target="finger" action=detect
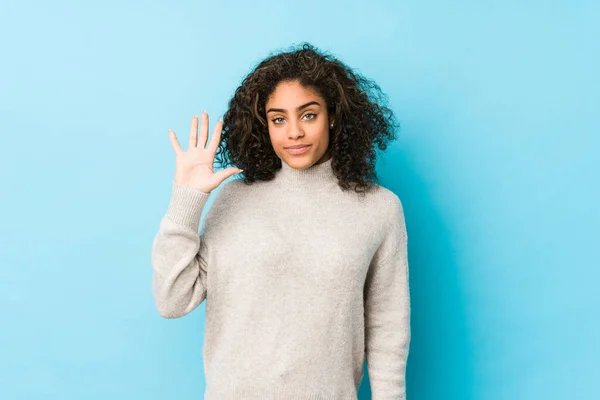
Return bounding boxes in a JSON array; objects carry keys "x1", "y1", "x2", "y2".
[
  {"x1": 215, "y1": 167, "x2": 244, "y2": 183},
  {"x1": 199, "y1": 110, "x2": 209, "y2": 149},
  {"x1": 169, "y1": 129, "x2": 183, "y2": 155},
  {"x1": 207, "y1": 118, "x2": 223, "y2": 154},
  {"x1": 189, "y1": 114, "x2": 198, "y2": 148}
]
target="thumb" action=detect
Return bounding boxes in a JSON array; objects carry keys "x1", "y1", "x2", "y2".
[{"x1": 216, "y1": 167, "x2": 244, "y2": 183}]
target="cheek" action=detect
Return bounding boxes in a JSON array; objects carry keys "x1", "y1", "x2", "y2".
[
  {"x1": 309, "y1": 121, "x2": 329, "y2": 137},
  {"x1": 267, "y1": 127, "x2": 278, "y2": 143},
  {"x1": 317, "y1": 124, "x2": 330, "y2": 142},
  {"x1": 268, "y1": 129, "x2": 287, "y2": 151}
]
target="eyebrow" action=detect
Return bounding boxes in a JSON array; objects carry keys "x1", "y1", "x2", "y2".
[{"x1": 266, "y1": 101, "x2": 321, "y2": 114}]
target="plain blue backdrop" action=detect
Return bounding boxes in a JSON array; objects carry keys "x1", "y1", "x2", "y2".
[{"x1": 1, "y1": 1, "x2": 598, "y2": 399}]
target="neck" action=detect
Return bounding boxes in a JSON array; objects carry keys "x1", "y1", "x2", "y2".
[{"x1": 275, "y1": 157, "x2": 338, "y2": 190}]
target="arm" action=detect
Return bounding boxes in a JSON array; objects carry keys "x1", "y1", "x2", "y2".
[
  {"x1": 364, "y1": 195, "x2": 411, "y2": 399},
  {"x1": 151, "y1": 181, "x2": 211, "y2": 319}
]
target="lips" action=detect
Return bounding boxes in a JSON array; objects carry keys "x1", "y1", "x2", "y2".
[{"x1": 285, "y1": 144, "x2": 311, "y2": 155}]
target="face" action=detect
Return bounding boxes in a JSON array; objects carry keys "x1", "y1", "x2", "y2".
[{"x1": 265, "y1": 80, "x2": 333, "y2": 169}]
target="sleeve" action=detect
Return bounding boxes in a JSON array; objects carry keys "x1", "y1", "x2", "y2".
[
  {"x1": 150, "y1": 181, "x2": 212, "y2": 319},
  {"x1": 363, "y1": 195, "x2": 411, "y2": 399}
]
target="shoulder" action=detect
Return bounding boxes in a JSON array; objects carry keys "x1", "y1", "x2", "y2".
[
  {"x1": 202, "y1": 178, "x2": 245, "y2": 219},
  {"x1": 363, "y1": 183, "x2": 405, "y2": 219},
  {"x1": 364, "y1": 184, "x2": 409, "y2": 264},
  {"x1": 211, "y1": 177, "x2": 247, "y2": 200},
  {"x1": 365, "y1": 183, "x2": 408, "y2": 244}
]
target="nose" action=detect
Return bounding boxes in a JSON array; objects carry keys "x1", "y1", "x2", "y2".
[{"x1": 287, "y1": 119, "x2": 304, "y2": 139}]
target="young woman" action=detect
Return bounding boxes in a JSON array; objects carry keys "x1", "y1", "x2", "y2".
[{"x1": 151, "y1": 42, "x2": 411, "y2": 400}]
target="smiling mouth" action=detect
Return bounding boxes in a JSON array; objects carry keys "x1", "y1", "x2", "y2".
[{"x1": 285, "y1": 145, "x2": 311, "y2": 154}]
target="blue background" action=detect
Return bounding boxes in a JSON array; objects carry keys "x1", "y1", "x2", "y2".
[{"x1": 1, "y1": 1, "x2": 598, "y2": 399}]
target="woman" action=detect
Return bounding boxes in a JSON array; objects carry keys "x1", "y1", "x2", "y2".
[{"x1": 151, "y1": 42, "x2": 411, "y2": 399}]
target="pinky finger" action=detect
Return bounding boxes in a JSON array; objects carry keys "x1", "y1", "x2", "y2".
[{"x1": 169, "y1": 129, "x2": 183, "y2": 155}]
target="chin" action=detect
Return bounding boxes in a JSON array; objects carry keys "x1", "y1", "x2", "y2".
[
  {"x1": 285, "y1": 158, "x2": 312, "y2": 169},
  {"x1": 282, "y1": 154, "x2": 318, "y2": 169}
]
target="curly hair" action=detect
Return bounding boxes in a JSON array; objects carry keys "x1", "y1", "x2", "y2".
[{"x1": 215, "y1": 42, "x2": 400, "y2": 196}]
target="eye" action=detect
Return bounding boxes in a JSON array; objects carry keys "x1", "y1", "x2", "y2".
[
  {"x1": 303, "y1": 113, "x2": 316, "y2": 120},
  {"x1": 272, "y1": 117, "x2": 285, "y2": 124}
]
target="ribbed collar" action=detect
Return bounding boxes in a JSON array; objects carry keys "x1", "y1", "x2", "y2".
[{"x1": 275, "y1": 157, "x2": 338, "y2": 190}]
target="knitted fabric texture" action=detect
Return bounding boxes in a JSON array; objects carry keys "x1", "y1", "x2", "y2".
[{"x1": 151, "y1": 157, "x2": 411, "y2": 399}]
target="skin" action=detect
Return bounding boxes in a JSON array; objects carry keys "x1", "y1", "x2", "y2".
[{"x1": 265, "y1": 80, "x2": 334, "y2": 170}]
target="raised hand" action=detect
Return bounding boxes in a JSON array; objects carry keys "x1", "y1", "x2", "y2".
[{"x1": 169, "y1": 111, "x2": 243, "y2": 194}]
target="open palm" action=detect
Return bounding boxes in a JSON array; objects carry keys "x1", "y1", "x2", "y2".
[{"x1": 169, "y1": 112, "x2": 242, "y2": 194}]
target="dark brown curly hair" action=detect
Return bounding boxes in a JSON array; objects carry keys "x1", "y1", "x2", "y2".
[{"x1": 215, "y1": 42, "x2": 400, "y2": 196}]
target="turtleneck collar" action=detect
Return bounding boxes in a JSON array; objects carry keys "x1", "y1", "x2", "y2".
[{"x1": 275, "y1": 157, "x2": 338, "y2": 190}]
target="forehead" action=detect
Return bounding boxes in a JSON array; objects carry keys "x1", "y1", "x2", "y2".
[{"x1": 266, "y1": 80, "x2": 323, "y2": 106}]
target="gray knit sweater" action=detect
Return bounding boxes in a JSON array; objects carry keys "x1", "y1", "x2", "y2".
[{"x1": 151, "y1": 157, "x2": 411, "y2": 399}]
